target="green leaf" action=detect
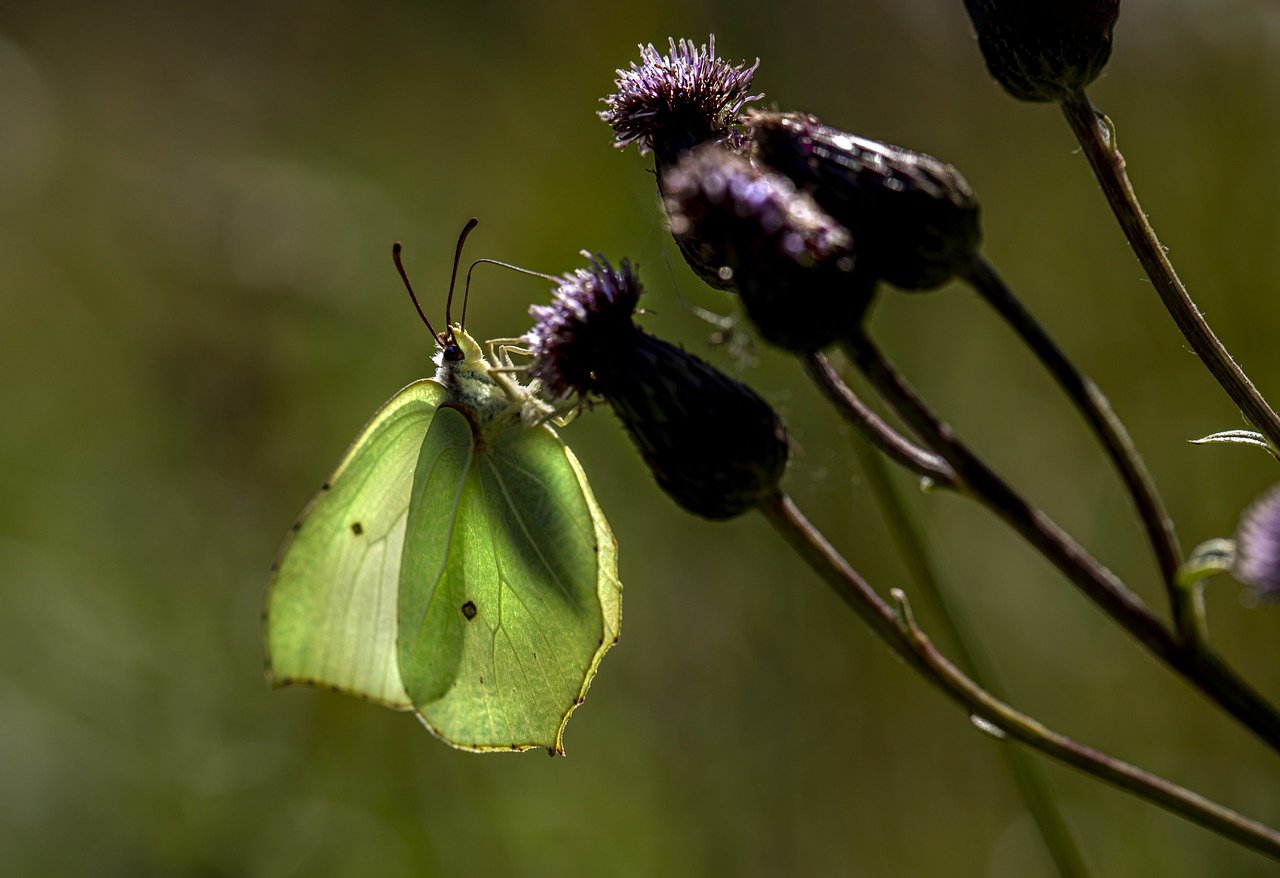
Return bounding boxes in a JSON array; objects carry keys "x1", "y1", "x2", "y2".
[
  {"x1": 1189, "y1": 429, "x2": 1279, "y2": 459},
  {"x1": 1175, "y1": 539, "x2": 1236, "y2": 591}
]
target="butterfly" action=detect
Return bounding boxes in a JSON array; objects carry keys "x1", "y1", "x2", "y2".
[{"x1": 264, "y1": 220, "x2": 621, "y2": 754}]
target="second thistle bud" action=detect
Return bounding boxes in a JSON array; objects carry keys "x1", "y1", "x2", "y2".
[
  {"x1": 748, "y1": 111, "x2": 981, "y2": 291},
  {"x1": 963, "y1": 0, "x2": 1121, "y2": 103},
  {"x1": 528, "y1": 255, "x2": 789, "y2": 520},
  {"x1": 662, "y1": 145, "x2": 875, "y2": 352}
]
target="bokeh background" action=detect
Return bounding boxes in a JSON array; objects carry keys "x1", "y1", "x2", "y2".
[{"x1": 4, "y1": 0, "x2": 1280, "y2": 875}]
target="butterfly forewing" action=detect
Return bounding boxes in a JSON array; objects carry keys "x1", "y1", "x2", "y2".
[{"x1": 265, "y1": 379, "x2": 447, "y2": 707}]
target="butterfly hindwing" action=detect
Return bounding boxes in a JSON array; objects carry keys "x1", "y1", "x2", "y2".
[{"x1": 398, "y1": 405, "x2": 622, "y2": 752}]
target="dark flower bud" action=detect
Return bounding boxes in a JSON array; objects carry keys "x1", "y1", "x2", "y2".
[
  {"x1": 526, "y1": 255, "x2": 789, "y2": 519},
  {"x1": 748, "y1": 110, "x2": 981, "y2": 291},
  {"x1": 662, "y1": 145, "x2": 875, "y2": 352},
  {"x1": 1234, "y1": 485, "x2": 1280, "y2": 600},
  {"x1": 599, "y1": 36, "x2": 761, "y2": 168},
  {"x1": 604, "y1": 333, "x2": 790, "y2": 519},
  {"x1": 963, "y1": 0, "x2": 1121, "y2": 103}
]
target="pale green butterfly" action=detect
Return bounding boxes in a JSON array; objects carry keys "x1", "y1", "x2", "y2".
[{"x1": 264, "y1": 220, "x2": 621, "y2": 754}]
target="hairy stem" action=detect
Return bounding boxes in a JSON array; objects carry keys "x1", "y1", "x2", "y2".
[
  {"x1": 963, "y1": 257, "x2": 1188, "y2": 636},
  {"x1": 842, "y1": 332, "x2": 1280, "y2": 753},
  {"x1": 1060, "y1": 90, "x2": 1280, "y2": 450},
  {"x1": 761, "y1": 492, "x2": 1280, "y2": 860},
  {"x1": 852, "y1": 439, "x2": 1091, "y2": 877}
]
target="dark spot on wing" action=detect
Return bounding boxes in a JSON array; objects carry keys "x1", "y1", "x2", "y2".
[
  {"x1": 351, "y1": 521, "x2": 364, "y2": 535},
  {"x1": 320, "y1": 482, "x2": 331, "y2": 491},
  {"x1": 461, "y1": 600, "x2": 477, "y2": 621}
]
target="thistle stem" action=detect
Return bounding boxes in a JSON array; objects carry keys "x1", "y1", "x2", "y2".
[
  {"x1": 843, "y1": 331, "x2": 1280, "y2": 753},
  {"x1": 1059, "y1": 90, "x2": 1280, "y2": 450},
  {"x1": 852, "y1": 439, "x2": 1091, "y2": 877},
  {"x1": 963, "y1": 256, "x2": 1188, "y2": 637},
  {"x1": 803, "y1": 352, "x2": 955, "y2": 486},
  {"x1": 760, "y1": 491, "x2": 1280, "y2": 861}
]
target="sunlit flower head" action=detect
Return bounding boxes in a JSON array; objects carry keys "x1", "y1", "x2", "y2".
[{"x1": 599, "y1": 36, "x2": 761, "y2": 164}]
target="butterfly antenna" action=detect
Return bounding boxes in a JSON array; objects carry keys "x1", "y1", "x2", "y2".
[
  {"x1": 444, "y1": 217, "x2": 480, "y2": 334},
  {"x1": 462, "y1": 258, "x2": 559, "y2": 329},
  {"x1": 392, "y1": 241, "x2": 439, "y2": 339}
]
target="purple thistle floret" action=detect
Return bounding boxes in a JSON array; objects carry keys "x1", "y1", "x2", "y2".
[
  {"x1": 599, "y1": 36, "x2": 761, "y2": 164},
  {"x1": 526, "y1": 254, "x2": 643, "y2": 399},
  {"x1": 1235, "y1": 485, "x2": 1280, "y2": 598}
]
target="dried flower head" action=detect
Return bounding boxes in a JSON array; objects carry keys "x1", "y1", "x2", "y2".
[
  {"x1": 600, "y1": 36, "x2": 761, "y2": 166},
  {"x1": 526, "y1": 254, "x2": 789, "y2": 519},
  {"x1": 663, "y1": 144, "x2": 874, "y2": 351},
  {"x1": 749, "y1": 111, "x2": 981, "y2": 291},
  {"x1": 963, "y1": 0, "x2": 1121, "y2": 103},
  {"x1": 1234, "y1": 485, "x2": 1280, "y2": 599},
  {"x1": 527, "y1": 254, "x2": 643, "y2": 399}
]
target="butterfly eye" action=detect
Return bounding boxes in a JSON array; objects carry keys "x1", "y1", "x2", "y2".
[{"x1": 442, "y1": 341, "x2": 465, "y2": 363}]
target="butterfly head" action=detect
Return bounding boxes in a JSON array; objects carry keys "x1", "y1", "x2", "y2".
[
  {"x1": 437, "y1": 329, "x2": 465, "y2": 364},
  {"x1": 434, "y1": 324, "x2": 484, "y2": 370}
]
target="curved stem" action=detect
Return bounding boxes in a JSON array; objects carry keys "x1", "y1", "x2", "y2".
[
  {"x1": 843, "y1": 332, "x2": 1280, "y2": 753},
  {"x1": 1060, "y1": 90, "x2": 1280, "y2": 450},
  {"x1": 963, "y1": 256, "x2": 1189, "y2": 636},
  {"x1": 804, "y1": 352, "x2": 956, "y2": 486},
  {"x1": 853, "y1": 439, "x2": 1091, "y2": 877},
  {"x1": 760, "y1": 492, "x2": 1280, "y2": 860}
]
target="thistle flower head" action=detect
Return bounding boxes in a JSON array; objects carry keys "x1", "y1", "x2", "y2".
[
  {"x1": 600, "y1": 36, "x2": 761, "y2": 165},
  {"x1": 526, "y1": 253, "x2": 789, "y2": 519},
  {"x1": 663, "y1": 144, "x2": 874, "y2": 351},
  {"x1": 526, "y1": 255, "x2": 643, "y2": 399},
  {"x1": 748, "y1": 111, "x2": 981, "y2": 290},
  {"x1": 1235, "y1": 485, "x2": 1280, "y2": 599},
  {"x1": 963, "y1": 0, "x2": 1121, "y2": 102}
]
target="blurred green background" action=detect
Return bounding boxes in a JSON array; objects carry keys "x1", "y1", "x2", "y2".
[{"x1": 4, "y1": 0, "x2": 1280, "y2": 874}]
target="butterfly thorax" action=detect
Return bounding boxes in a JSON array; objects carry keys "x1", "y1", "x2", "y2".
[{"x1": 433, "y1": 326, "x2": 524, "y2": 441}]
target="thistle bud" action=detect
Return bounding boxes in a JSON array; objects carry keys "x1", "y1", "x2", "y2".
[
  {"x1": 662, "y1": 144, "x2": 875, "y2": 352},
  {"x1": 1234, "y1": 485, "x2": 1280, "y2": 600},
  {"x1": 527, "y1": 255, "x2": 789, "y2": 519},
  {"x1": 599, "y1": 36, "x2": 761, "y2": 169},
  {"x1": 963, "y1": 0, "x2": 1121, "y2": 103},
  {"x1": 748, "y1": 110, "x2": 981, "y2": 291}
]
